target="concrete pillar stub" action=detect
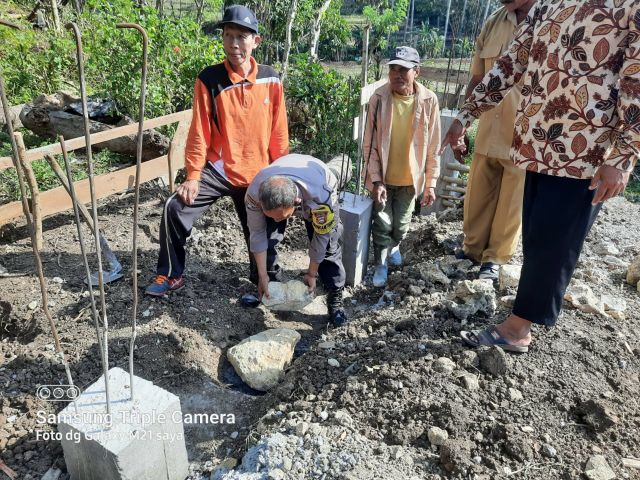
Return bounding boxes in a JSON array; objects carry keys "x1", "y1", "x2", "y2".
[
  {"x1": 58, "y1": 367, "x2": 189, "y2": 480},
  {"x1": 339, "y1": 192, "x2": 374, "y2": 286}
]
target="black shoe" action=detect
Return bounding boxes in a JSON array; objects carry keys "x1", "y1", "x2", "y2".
[
  {"x1": 479, "y1": 262, "x2": 499, "y2": 281},
  {"x1": 455, "y1": 249, "x2": 478, "y2": 264},
  {"x1": 327, "y1": 287, "x2": 347, "y2": 327},
  {"x1": 330, "y1": 309, "x2": 348, "y2": 327},
  {"x1": 268, "y1": 266, "x2": 284, "y2": 282}
]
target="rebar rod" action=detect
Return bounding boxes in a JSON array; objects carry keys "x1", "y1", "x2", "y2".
[
  {"x1": 116, "y1": 23, "x2": 148, "y2": 400},
  {"x1": 354, "y1": 24, "x2": 370, "y2": 206},
  {"x1": 1, "y1": 82, "x2": 77, "y2": 404},
  {"x1": 1, "y1": 12, "x2": 78, "y2": 412},
  {"x1": 53, "y1": 139, "x2": 106, "y2": 366},
  {"x1": 338, "y1": 77, "x2": 352, "y2": 202},
  {"x1": 65, "y1": 21, "x2": 111, "y2": 415}
]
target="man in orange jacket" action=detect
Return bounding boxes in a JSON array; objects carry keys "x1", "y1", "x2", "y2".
[{"x1": 146, "y1": 4, "x2": 289, "y2": 296}]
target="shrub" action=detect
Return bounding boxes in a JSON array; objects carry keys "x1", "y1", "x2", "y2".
[{"x1": 285, "y1": 54, "x2": 359, "y2": 162}]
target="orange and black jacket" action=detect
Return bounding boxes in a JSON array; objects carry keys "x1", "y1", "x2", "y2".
[{"x1": 184, "y1": 57, "x2": 289, "y2": 187}]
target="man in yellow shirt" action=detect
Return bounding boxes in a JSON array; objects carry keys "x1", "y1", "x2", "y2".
[
  {"x1": 458, "y1": 0, "x2": 536, "y2": 281},
  {"x1": 363, "y1": 46, "x2": 441, "y2": 287}
]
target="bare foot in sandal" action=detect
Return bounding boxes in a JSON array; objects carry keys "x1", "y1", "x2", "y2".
[{"x1": 461, "y1": 314, "x2": 532, "y2": 353}]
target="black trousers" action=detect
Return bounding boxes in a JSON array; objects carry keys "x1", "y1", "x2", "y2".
[
  {"x1": 512, "y1": 171, "x2": 601, "y2": 327},
  {"x1": 157, "y1": 163, "x2": 286, "y2": 279},
  {"x1": 303, "y1": 220, "x2": 346, "y2": 291}
]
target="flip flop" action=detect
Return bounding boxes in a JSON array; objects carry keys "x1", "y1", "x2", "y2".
[{"x1": 460, "y1": 326, "x2": 529, "y2": 353}]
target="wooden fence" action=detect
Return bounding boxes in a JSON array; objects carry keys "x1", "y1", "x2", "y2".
[{"x1": 0, "y1": 109, "x2": 192, "y2": 234}]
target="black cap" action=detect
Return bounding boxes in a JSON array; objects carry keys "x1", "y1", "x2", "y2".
[
  {"x1": 217, "y1": 5, "x2": 259, "y2": 34},
  {"x1": 388, "y1": 46, "x2": 420, "y2": 68}
]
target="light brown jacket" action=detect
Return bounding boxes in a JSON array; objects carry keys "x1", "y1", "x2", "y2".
[{"x1": 363, "y1": 81, "x2": 441, "y2": 194}]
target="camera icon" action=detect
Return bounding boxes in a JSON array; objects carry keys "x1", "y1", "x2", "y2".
[{"x1": 37, "y1": 385, "x2": 80, "y2": 402}]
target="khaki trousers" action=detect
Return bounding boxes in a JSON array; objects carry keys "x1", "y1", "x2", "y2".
[{"x1": 462, "y1": 153, "x2": 525, "y2": 264}]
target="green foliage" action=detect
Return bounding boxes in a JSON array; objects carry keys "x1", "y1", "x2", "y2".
[
  {"x1": 625, "y1": 168, "x2": 640, "y2": 203},
  {"x1": 286, "y1": 54, "x2": 359, "y2": 161},
  {"x1": 0, "y1": 0, "x2": 224, "y2": 118},
  {"x1": 318, "y1": 0, "x2": 352, "y2": 60},
  {"x1": 416, "y1": 23, "x2": 443, "y2": 60},
  {"x1": 78, "y1": 0, "x2": 224, "y2": 119},
  {"x1": 363, "y1": 0, "x2": 408, "y2": 79},
  {"x1": 0, "y1": 25, "x2": 76, "y2": 105}
]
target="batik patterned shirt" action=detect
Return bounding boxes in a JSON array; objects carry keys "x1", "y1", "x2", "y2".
[{"x1": 457, "y1": 0, "x2": 640, "y2": 179}]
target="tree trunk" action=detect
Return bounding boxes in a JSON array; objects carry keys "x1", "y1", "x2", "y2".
[
  {"x1": 50, "y1": 0, "x2": 61, "y2": 32},
  {"x1": 309, "y1": 0, "x2": 332, "y2": 61},
  {"x1": 156, "y1": 0, "x2": 164, "y2": 17},
  {"x1": 195, "y1": 0, "x2": 205, "y2": 23},
  {"x1": 281, "y1": 0, "x2": 299, "y2": 83}
]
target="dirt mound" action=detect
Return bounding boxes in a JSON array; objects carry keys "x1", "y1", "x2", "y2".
[{"x1": 0, "y1": 188, "x2": 639, "y2": 479}]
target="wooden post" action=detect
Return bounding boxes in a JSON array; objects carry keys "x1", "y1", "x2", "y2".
[
  {"x1": 45, "y1": 154, "x2": 97, "y2": 234},
  {"x1": 166, "y1": 119, "x2": 190, "y2": 193},
  {"x1": 15, "y1": 133, "x2": 43, "y2": 250}
]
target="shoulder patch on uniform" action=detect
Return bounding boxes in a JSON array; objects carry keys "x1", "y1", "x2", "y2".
[{"x1": 311, "y1": 204, "x2": 336, "y2": 235}]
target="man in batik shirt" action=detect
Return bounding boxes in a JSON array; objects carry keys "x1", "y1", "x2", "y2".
[{"x1": 442, "y1": 0, "x2": 640, "y2": 352}]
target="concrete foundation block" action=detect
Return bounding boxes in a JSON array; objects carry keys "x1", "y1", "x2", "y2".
[
  {"x1": 58, "y1": 367, "x2": 189, "y2": 480},
  {"x1": 339, "y1": 192, "x2": 374, "y2": 286}
]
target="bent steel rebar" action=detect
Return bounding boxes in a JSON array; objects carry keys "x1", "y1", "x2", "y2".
[
  {"x1": 0, "y1": 19, "x2": 77, "y2": 409},
  {"x1": 0, "y1": 78, "x2": 77, "y2": 409},
  {"x1": 65, "y1": 21, "x2": 111, "y2": 415},
  {"x1": 117, "y1": 22, "x2": 148, "y2": 400},
  {"x1": 44, "y1": 154, "x2": 124, "y2": 285},
  {"x1": 48, "y1": 141, "x2": 106, "y2": 371}
]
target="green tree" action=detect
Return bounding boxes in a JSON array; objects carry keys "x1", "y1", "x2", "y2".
[{"x1": 363, "y1": 0, "x2": 408, "y2": 80}]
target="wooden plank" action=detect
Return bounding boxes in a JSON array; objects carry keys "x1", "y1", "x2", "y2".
[
  {"x1": 360, "y1": 78, "x2": 387, "y2": 106},
  {"x1": 0, "y1": 152, "x2": 185, "y2": 227},
  {"x1": 440, "y1": 194, "x2": 463, "y2": 201},
  {"x1": 442, "y1": 175, "x2": 467, "y2": 186},
  {"x1": 0, "y1": 109, "x2": 192, "y2": 170},
  {"x1": 446, "y1": 185, "x2": 467, "y2": 194},
  {"x1": 446, "y1": 162, "x2": 470, "y2": 173},
  {"x1": 15, "y1": 133, "x2": 43, "y2": 249},
  {"x1": 166, "y1": 119, "x2": 191, "y2": 193}
]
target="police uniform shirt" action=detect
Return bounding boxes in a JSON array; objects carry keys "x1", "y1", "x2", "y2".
[{"x1": 245, "y1": 154, "x2": 340, "y2": 264}]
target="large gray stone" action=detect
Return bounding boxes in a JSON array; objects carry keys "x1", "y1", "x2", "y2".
[
  {"x1": 499, "y1": 264, "x2": 521, "y2": 291},
  {"x1": 602, "y1": 295, "x2": 627, "y2": 320},
  {"x1": 227, "y1": 329, "x2": 301, "y2": 391},
  {"x1": 445, "y1": 279, "x2": 496, "y2": 320},
  {"x1": 415, "y1": 262, "x2": 451, "y2": 286},
  {"x1": 564, "y1": 281, "x2": 606, "y2": 316},
  {"x1": 585, "y1": 455, "x2": 616, "y2": 480},
  {"x1": 262, "y1": 281, "x2": 314, "y2": 311},
  {"x1": 627, "y1": 255, "x2": 640, "y2": 286},
  {"x1": 58, "y1": 367, "x2": 189, "y2": 480}
]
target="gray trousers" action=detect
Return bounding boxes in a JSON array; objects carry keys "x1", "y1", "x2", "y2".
[{"x1": 157, "y1": 163, "x2": 285, "y2": 280}]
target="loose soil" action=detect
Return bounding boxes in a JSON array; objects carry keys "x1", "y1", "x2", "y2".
[{"x1": 0, "y1": 184, "x2": 639, "y2": 480}]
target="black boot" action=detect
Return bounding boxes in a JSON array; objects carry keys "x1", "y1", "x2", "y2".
[{"x1": 327, "y1": 287, "x2": 347, "y2": 327}]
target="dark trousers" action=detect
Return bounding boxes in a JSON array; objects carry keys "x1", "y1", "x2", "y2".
[
  {"x1": 157, "y1": 163, "x2": 286, "y2": 279},
  {"x1": 303, "y1": 220, "x2": 346, "y2": 291},
  {"x1": 512, "y1": 171, "x2": 601, "y2": 327}
]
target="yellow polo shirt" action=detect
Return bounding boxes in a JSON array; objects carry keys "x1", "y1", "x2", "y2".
[
  {"x1": 385, "y1": 92, "x2": 415, "y2": 187},
  {"x1": 470, "y1": 7, "x2": 521, "y2": 160}
]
